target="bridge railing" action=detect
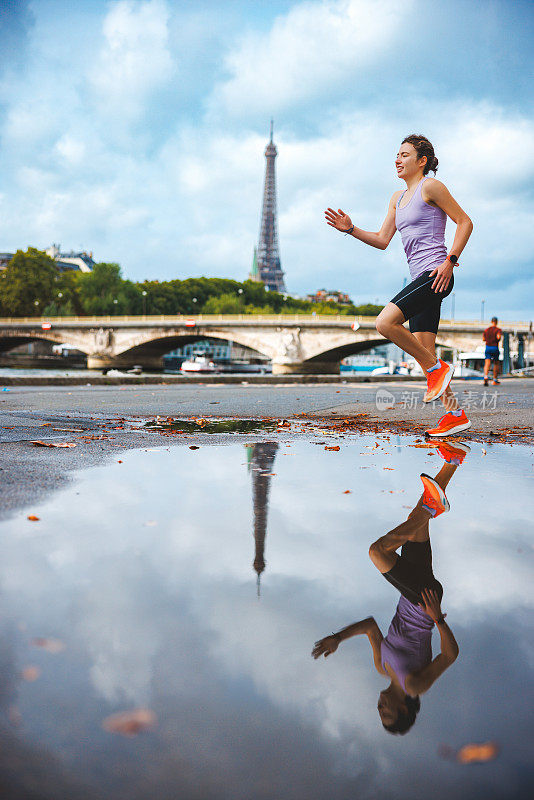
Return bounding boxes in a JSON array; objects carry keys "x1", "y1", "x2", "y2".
[
  {"x1": 0, "y1": 314, "x2": 530, "y2": 330},
  {"x1": 0, "y1": 314, "x2": 376, "y2": 324}
]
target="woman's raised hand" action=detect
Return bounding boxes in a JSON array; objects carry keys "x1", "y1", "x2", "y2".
[
  {"x1": 311, "y1": 635, "x2": 339, "y2": 659},
  {"x1": 324, "y1": 208, "x2": 353, "y2": 233}
]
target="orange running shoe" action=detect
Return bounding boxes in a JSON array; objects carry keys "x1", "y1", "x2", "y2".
[
  {"x1": 420, "y1": 474, "x2": 450, "y2": 517},
  {"x1": 423, "y1": 360, "x2": 455, "y2": 403},
  {"x1": 435, "y1": 441, "x2": 471, "y2": 465},
  {"x1": 425, "y1": 409, "x2": 472, "y2": 437}
]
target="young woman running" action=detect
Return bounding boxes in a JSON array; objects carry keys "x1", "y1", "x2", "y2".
[{"x1": 325, "y1": 135, "x2": 473, "y2": 437}]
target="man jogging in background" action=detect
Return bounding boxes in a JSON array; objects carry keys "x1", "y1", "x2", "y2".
[{"x1": 483, "y1": 317, "x2": 502, "y2": 386}]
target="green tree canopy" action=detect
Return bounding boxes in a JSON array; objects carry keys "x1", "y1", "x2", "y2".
[
  {"x1": 76, "y1": 263, "x2": 141, "y2": 315},
  {"x1": 0, "y1": 248, "x2": 58, "y2": 316},
  {"x1": 203, "y1": 293, "x2": 246, "y2": 314}
]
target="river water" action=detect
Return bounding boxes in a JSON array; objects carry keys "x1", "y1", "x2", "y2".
[{"x1": 0, "y1": 435, "x2": 532, "y2": 799}]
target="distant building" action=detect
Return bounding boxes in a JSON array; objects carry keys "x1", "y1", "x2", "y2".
[
  {"x1": 0, "y1": 252, "x2": 14, "y2": 271},
  {"x1": 306, "y1": 289, "x2": 353, "y2": 305},
  {"x1": 45, "y1": 244, "x2": 95, "y2": 273}
]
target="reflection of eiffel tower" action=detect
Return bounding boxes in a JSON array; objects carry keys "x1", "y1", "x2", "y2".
[{"x1": 247, "y1": 443, "x2": 278, "y2": 596}]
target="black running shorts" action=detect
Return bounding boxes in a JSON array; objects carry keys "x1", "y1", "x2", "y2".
[
  {"x1": 390, "y1": 271, "x2": 454, "y2": 334},
  {"x1": 383, "y1": 540, "x2": 443, "y2": 606}
]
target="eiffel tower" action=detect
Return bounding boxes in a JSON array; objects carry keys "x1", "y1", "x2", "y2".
[{"x1": 250, "y1": 122, "x2": 286, "y2": 293}]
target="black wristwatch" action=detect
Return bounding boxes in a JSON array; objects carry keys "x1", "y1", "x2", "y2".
[
  {"x1": 435, "y1": 615, "x2": 446, "y2": 625},
  {"x1": 447, "y1": 254, "x2": 458, "y2": 265}
]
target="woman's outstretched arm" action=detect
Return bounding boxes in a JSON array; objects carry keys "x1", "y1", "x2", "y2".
[
  {"x1": 324, "y1": 192, "x2": 401, "y2": 250},
  {"x1": 312, "y1": 617, "x2": 387, "y2": 675}
]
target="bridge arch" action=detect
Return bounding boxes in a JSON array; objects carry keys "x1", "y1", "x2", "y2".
[
  {"x1": 114, "y1": 332, "x2": 268, "y2": 362},
  {"x1": 0, "y1": 331, "x2": 91, "y2": 355}
]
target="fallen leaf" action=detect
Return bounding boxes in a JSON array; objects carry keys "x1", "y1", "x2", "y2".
[
  {"x1": 27, "y1": 515, "x2": 40, "y2": 521},
  {"x1": 324, "y1": 445, "x2": 340, "y2": 451},
  {"x1": 31, "y1": 637, "x2": 65, "y2": 654},
  {"x1": 117, "y1": 460, "x2": 123, "y2": 463},
  {"x1": 30, "y1": 441, "x2": 76, "y2": 448},
  {"x1": 383, "y1": 467, "x2": 395, "y2": 470},
  {"x1": 457, "y1": 741, "x2": 499, "y2": 764},
  {"x1": 21, "y1": 666, "x2": 41, "y2": 682},
  {"x1": 343, "y1": 490, "x2": 351, "y2": 494},
  {"x1": 189, "y1": 445, "x2": 200, "y2": 450},
  {"x1": 102, "y1": 708, "x2": 157, "y2": 737}
]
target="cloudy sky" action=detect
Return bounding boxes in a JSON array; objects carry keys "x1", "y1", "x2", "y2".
[{"x1": 1, "y1": 0, "x2": 533, "y2": 319}]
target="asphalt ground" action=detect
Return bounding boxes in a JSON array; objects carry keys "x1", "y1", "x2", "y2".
[{"x1": 1, "y1": 378, "x2": 532, "y2": 521}]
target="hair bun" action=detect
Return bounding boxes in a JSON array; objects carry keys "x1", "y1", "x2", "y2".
[{"x1": 431, "y1": 155, "x2": 439, "y2": 173}]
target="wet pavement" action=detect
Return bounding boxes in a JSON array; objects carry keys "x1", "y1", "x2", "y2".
[{"x1": 0, "y1": 426, "x2": 533, "y2": 799}]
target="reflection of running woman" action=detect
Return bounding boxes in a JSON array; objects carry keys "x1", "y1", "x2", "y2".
[
  {"x1": 325, "y1": 135, "x2": 473, "y2": 437},
  {"x1": 483, "y1": 316, "x2": 502, "y2": 386},
  {"x1": 312, "y1": 441, "x2": 467, "y2": 734}
]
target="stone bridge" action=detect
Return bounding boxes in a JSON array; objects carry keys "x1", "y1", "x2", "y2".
[{"x1": 0, "y1": 315, "x2": 530, "y2": 374}]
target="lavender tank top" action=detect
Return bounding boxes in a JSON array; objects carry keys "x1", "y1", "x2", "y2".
[
  {"x1": 395, "y1": 177, "x2": 447, "y2": 280},
  {"x1": 381, "y1": 595, "x2": 434, "y2": 693}
]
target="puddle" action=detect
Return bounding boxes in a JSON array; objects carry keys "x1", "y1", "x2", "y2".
[
  {"x1": 143, "y1": 416, "x2": 279, "y2": 434},
  {"x1": 0, "y1": 436, "x2": 532, "y2": 800}
]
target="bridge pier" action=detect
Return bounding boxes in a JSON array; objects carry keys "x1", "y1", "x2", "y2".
[
  {"x1": 272, "y1": 360, "x2": 340, "y2": 375},
  {"x1": 87, "y1": 354, "x2": 164, "y2": 371}
]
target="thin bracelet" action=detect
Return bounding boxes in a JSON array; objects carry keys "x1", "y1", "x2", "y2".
[
  {"x1": 344, "y1": 225, "x2": 354, "y2": 236},
  {"x1": 332, "y1": 631, "x2": 341, "y2": 641}
]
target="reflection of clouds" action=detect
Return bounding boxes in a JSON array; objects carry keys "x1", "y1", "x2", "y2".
[
  {"x1": 77, "y1": 560, "x2": 166, "y2": 704},
  {"x1": 0, "y1": 440, "x2": 532, "y2": 797}
]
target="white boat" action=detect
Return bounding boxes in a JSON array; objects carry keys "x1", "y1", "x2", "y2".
[{"x1": 180, "y1": 355, "x2": 218, "y2": 373}]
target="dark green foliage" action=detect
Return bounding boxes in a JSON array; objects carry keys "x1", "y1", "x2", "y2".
[
  {"x1": 0, "y1": 248, "x2": 58, "y2": 316},
  {"x1": 76, "y1": 263, "x2": 141, "y2": 315}
]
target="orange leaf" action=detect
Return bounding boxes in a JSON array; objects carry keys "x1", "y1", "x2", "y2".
[
  {"x1": 102, "y1": 708, "x2": 157, "y2": 737},
  {"x1": 457, "y1": 741, "x2": 499, "y2": 764},
  {"x1": 343, "y1": 490, "x2": 351, "y2": 494},
  {"x1": 21, "y1": 666, "x2": 41, "y2": 682},
  {"x1": 324, "y1": 445, "x2": 340, "y2": 451},
  {"x1": 30, "y1": 441, "x2": 76, "y2": 448},
  {"x1": 27, "y1": 515, "x2": 40, "y2": 521}
]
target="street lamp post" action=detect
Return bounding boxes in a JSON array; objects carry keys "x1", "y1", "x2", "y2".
[
  {"x1": 142, "y1": 290, "x2": 147, "y2": 316},
  {"x1": 481, "y1": 299, "x2": 485, "y2": 321},
  {"x1": 451, "y1": 291, "x2": 455, "y2": 321}
]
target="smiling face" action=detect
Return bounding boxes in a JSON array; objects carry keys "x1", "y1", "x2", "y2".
[{"x1": 395, "y1": 142, "x2": 427, "y2": 181}]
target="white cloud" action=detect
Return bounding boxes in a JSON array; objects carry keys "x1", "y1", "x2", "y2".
[
  {"x1": 210, "y1": 0, "x2": 413, "y2": 117},
  {"x1": 90, "y1": 0, "x2": 174, "y2": 120}
]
